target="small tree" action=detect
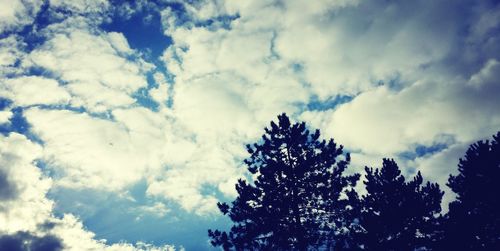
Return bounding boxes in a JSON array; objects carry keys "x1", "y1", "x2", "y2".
[
  {"x1": 357, "y1": 159, "x2": 443, "y2": 251},
  {"x1": 208, "y1": 113, "x2": 359, "y2": 250},
  {"x1": 440, "y1": 132, "x2": 500, "y2": 250}
]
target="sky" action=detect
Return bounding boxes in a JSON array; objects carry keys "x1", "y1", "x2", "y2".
[{"x1": 0, "y1": 0, "x2": 499, "y2": 250}]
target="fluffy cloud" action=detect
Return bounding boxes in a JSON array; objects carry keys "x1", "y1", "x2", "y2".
[
  {"x1": 136, "y1": 202, "x2": 170, "y2": 219},
  {"x1": 0, "y1": 133, "x2": 51, "y2": 233},
  {"x1": 161, "y1": 0, "x2": 500, "y2": 183},
  {"x1": 163, "y1": 0, "x2": 466, "y2": 97},
  {"x1": 149, "y1": 72, "x2": 169, "y2": 107},
  {"x1": 24, "y1": 107, "x2": 167, "y2": 190},
  {"x1": 0, "y1": 76, "x2": 71, "y2": 106},
  {"x1": 0, "y1": 0, "x2": 41, "y2": 32},
  {"x1": 24, "y1": 104, "x2": 242, "y2": 214},
  {"x1": 0, "y1": 35, "x2": 25, "y2": 76},
  {"x1": 0, "y1": 133, "x2": 180, "y2": 250},
  {"x1": 0, "y1": 110, "x2": 11, "y2": 124},
  {"x1": 146, "y1": 142, "x2": 245, "y2": 215},
  {"x1": 49, "y1": 0, "x2": 109, "y2": 13},
  {"x1": 305, "y1": 77, "x2": 499, "y2": 156},
  {"x1": 24, "y1": 26, "x2": 149, "y2": 113},
  {"x1": 0, "y1": 1, "x2": 253, "y2": 214},
  {"x1": 48, "y1": 0, "x2": 110, "y2": 23}
]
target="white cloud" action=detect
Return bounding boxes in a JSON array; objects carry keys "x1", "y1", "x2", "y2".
[
  {"x1": 173, "y1": 73, "x2": 256, "y2": 140},
  {"x1": 45, "y1": 212, "x2": 182, "y2": 251},
  {"x1": 0, "y1": 132, "x2": 181, "y2": 250},
  {"x1": 301, "y1": 67, "x2": 500, "y2": 198},
  {"x1": 274, "y1": 0, "x2": 461, "y2": 97},
  {"x1": 468, "y1": 59, "x2": 500, "y2": 89},
  {"x1": 164, "y1": 0, "x2": 457, "y2": 97},
  {"x1": 143, "y1": 66, "x2": 308, "y2": 214},
  {"x1": 154, "y1": 0, "x2": 500, "y2": 216},
  {"x1": 316, "y1": 67, "x2": 500, "y2": 156},
  {"x1": 107, "y1": 32, "x2": 134, "y2": 55},
  {"x1": 135, "y1": 202, "x2": 170, "y2": 219},
  {"x1": 146, "y1": 16, "x2": 316, "y2": 211},
  {"x1": 0, "y1": 110, "x2": 11, "y2": 124},
  {"x1": 25, "y1": 28, "x2": 148, "y2": 112},
  {"x1": 0, "y1": 35, "x2": 25, "y2": 76},
  {"x1": 23, "y1": 103, "x2": 240, "y2": 215},
  {"x1": 161, "y1": 0, "x2": 477, "y2": 151},
  {"x1": 24, "y1": 107, "x2": 169, "y2": 191},
  {"x1": 146, "y1": 143, "x2": 244, "y2": 215},
  {"x1": 49, "y1": 0, "x2": 108, "y2": 12},
  {"x1": 150, "y1": 72, "x2": 169, "y2": 107},
  {"x1": 0, "y1": 36, "x2": 21, "y2": 67},
  {"x1": 48, "y1": 0, "x2": 110, "y2": 22},
  {"x1": 0, "y1": 133, "x2": 50, "y2": 233},
  {"x1": 0, "y1": 76, "x2": 71, "y2": 106},
  {"x1": 50, "y1": 214, "x2": 179, "y2": 251},
  {"x1": 0, "y1": 0, "x2": 42, "y2": 32}
]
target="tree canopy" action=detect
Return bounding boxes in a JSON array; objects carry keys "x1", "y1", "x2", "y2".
[
  {"x1": 356, "y1": 159, "x2": 443, "y2": 251},
  {"x1": 207, "y1": 113, "x2": 500, "y2": 251},
  {"x1": 439, "y1": 132, "x2": 500, "y2": 250},
  {"x1": 208, "y1": 113, "x2": 359, "y2": 250}
]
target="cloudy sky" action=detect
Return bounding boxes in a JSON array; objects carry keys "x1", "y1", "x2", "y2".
[{"x1": 0, "y1": 0, "x2": 499, "y2": 250}]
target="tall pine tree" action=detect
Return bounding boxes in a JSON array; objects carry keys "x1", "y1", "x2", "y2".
[
  {"x1": 208, "y1": 113, "x2": 359, "y2": 250},
  {"x1": 439, "y1": 132, "x2": 500, "y2": 250},
  {"x1": 357, "y1": 159, "x2": 443, "y2": 251}
]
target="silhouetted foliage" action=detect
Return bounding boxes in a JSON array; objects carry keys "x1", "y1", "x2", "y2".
[
  {"x1": 438, "y1": 132, "x2": 500, "y2": 250},
  {"x1": 355, "y1": 159, "x2": 443, "y2": 251},
  {"x1": 208, "y1": 113, "x2": 359, "y2": 250},
  {"x1": 207, "y1": 115, "x2": 500, "y2": 251}
]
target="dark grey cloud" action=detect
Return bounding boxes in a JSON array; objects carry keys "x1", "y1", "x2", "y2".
[
  {"x1": 37, "y1": 221, "x2": 57, "y2": 232},
  {"x1": 326, "y1": 0, "x2": 500, "y2": 79},
  {"x1": 0, "y1": 169, "x2": 17, "y2": 200},
  {"x1": 30, "y1": 235, "x2": 63, "y2": 251},
  {"x1": 0, "y1": 232, "x2": 63, "y2": 251}
]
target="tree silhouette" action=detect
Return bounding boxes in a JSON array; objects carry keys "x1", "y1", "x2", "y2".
[
  {"x1": 439, "y1": 132, "x2": 500, "y2": 250},
  {"x1": 356, "y1": 159, "x2": 443, "y2": 251},
  {"x1": 208, "y1": 113, "x2": 359, "y2": 250}
]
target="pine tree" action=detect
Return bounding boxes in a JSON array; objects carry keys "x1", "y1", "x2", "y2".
[
  {"x1": 357, "y1": 159, "x2": 443, "y2": 251},
  {"x1": 440, "y1": 132, "x2": 500, "y2": 250},
  {"x1": 208, "y1": 113, "x2": 359, "y2": 250}
]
